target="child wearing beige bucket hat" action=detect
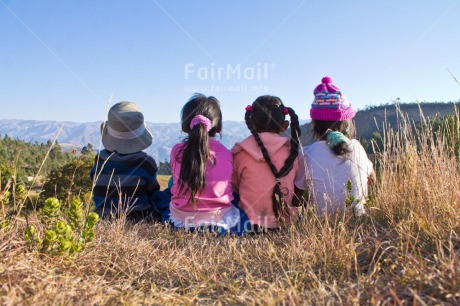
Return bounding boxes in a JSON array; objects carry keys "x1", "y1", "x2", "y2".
[{"x1": 90, "y1": 101, "x2": 161, "y2": 218}]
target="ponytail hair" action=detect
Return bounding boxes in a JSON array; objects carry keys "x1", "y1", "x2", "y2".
[
  {"x1": 312, "y1": 119, "x2": 354, "y2": 156},
  {"x1": 176, "y1": 94, "x2": 222, "y2": 204},
  {"x1": 245, "y1": 95, "x2": 301, "y2": 220}
]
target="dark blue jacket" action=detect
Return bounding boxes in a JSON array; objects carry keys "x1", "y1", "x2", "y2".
[{"x1": 90, "y1": 149, "x2": 160, "y2": 216}]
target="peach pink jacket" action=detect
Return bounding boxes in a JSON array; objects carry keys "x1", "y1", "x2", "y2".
[{"x1": 231, "y1": 133, "x2": 299, "y2": 228}]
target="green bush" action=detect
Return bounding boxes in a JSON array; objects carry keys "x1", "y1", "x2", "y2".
[{"x1": 24, "y1": 197, "x2": 99, "y2": 256}]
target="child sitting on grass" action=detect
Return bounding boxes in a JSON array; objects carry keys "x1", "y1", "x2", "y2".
[
  {"x1": 169, "y1": 94, "x2": 250, "y2": 235},
  {"x1": 294, "y1": 77, "x2": 375, "y2": 216},
  {"x1": 90, "y1": 101, "x2": 160, "y2": 218},
  {"x1": 232, "y1": 95, "x2": 302, "y2": 230}
]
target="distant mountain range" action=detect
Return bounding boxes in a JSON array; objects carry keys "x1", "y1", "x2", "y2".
[
  {"x1": 0, "y1": 118, "x2": 308, "y2": 162},
  {"x1": 0, "y1": 120, "x2": 256, "y2": 162},
  {"x1": 3, "y1": 102, "x2": 455, "y2": 162}
]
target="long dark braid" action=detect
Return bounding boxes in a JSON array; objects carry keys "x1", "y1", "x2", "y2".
[
  {"x1": 244, "y1": 96, "x2": 301, "y2": 220},
  {"x1": 279, "y1": 107, "x2": 300, "y2": 177}
]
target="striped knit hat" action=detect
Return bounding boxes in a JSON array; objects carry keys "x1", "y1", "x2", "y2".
[{"x1": 310, "y1": 76, "x2": 356, "y2": 121}]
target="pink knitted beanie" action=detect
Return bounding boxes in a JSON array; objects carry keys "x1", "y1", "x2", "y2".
[{"x1": 310, "y1": 76, "x2": 356, "y2": 121}]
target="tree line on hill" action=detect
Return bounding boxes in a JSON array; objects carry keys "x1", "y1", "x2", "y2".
[
  {"x1": 299, "y1": 102, "x2": 459, "y2": 153},
  {"x1": 0, "y1": 136, "x2": 171, "y2": 214},
  {"x1": 0, "y1": 135, "x2": 74, "y2": 188},
  {"x1": 358, "y1": 102, "x2": 459, "y2": 155}
]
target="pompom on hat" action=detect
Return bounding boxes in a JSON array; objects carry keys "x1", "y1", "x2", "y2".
[{"x1": 310, "y1": 76, "x2": 356, "y2": 121}]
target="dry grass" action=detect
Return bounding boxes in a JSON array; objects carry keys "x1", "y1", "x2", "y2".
[
  {"x1": 157, "y1": 174, "x2": 171, "y2": 190},
  {"x1": 1, "y1": 111, "x2": 460, "y2": 305}
]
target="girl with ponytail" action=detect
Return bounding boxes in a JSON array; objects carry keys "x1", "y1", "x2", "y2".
[
  {"x1": 232, "y1": 95, "x2": 302, "y2": 229},
  {"x1": 169, "y1": 94, "x2": 249, "y2": 235},
  {"x1": 294, "y1": 77, "x2": 375, "y2": 216}
]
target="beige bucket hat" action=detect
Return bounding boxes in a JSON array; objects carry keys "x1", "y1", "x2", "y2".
[{"x1": 101, "y1": 101, "x2": 153, "y2": 154}]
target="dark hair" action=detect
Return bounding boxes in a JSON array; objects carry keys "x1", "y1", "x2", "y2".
[
  {"x1": 244, "y1": 95, "x2": 301, "y2": 220},
  {"x1": 176, "y1": 94, "x2": 223, "y2": 204},
  {"x1": 312, "y1": 119, "x2": 355, "y2": 156}
]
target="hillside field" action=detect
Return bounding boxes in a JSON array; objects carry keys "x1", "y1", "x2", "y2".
[
  {"x1": 1, "y1": 110, "x2": 460, "y2": 305},
  {"x1": 157, "y1": 175, "x2": 171, "y2": 190}
]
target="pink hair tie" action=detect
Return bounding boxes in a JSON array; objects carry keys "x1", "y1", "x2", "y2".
[
  {"x1": 245, "y1": 105, "x2": 253, "y2": 112},
  {"x1": 283, "y1": 107, "x2": 289, "y2": 115},
  {"x1": 190, "y1": 115, "x2": 212, "y2": 132}
]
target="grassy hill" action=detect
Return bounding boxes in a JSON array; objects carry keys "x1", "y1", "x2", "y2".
[
  {"x1": 300, "y1": 102, "x2": 458, "y2": 146},
  {"x1": 1, "y1": 102, "x2": 460, "y2": 304}
]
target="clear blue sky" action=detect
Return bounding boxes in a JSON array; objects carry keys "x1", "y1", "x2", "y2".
[{"x1": 1, "y1": 0, "x2": 459, "y2": 123}]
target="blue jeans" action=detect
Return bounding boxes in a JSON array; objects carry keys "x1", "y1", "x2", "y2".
[{"x1": 169, "y1": 204, "x2": 251, "y2": 236}]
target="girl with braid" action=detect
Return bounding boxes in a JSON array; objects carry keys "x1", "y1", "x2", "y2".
[
  {"x1": 169, "y1": 94, "x2": 250, "y2": 235},
  {"x1": 231, "y1": 95, "x2": 302, "y2": 229}
]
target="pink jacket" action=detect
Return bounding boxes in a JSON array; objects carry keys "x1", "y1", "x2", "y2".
[
  {"x1": 231, "y1": 133, "x2": 299, "y2": 228},
  {"x1": 170, "y1": 139, "x2": 234, "y2": 224}
]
